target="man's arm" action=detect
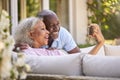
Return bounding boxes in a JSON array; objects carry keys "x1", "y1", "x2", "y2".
[
  {"x1": 88, "y1": 24, "x2": 105, "y2": 55},
  {"x1": 67, "y1": 46, "x2": 80, "y2": 54},
  {"x1": 60, "y1": 27, "x2": 80, "y2": 54},
  {"x1": 13, "y1": 43, "x2": 29, "y2": 52}
]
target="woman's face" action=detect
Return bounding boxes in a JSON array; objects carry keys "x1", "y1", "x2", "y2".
[{"x1": 30, "y1": 20, "x2": 49, "y2": 48}]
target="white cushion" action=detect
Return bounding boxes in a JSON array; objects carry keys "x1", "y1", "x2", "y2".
[
  {"x1": 104, "y1": 44, "x2": 120, "y2": 56},
  {"x1": 80, "y1": 45, "x2": 105, "y2": 56},
  {"x1": 83, "y1": 54, "x2": 120, "y2": 77},
  {"x1": 25, "y1": 53, "x2": 83, "y2": 76}
]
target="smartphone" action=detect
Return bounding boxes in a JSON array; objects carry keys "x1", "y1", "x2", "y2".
[
  {"x1": 87, "y1": 26, "x2": 97, "y2": 44},
  {"x1": 88, "y1": 26, "x2": 94, "y2": 35}
]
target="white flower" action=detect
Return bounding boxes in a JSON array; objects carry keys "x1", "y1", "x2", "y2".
[
  {"x1": 0, "y1": 41, "x2": 5, "y2": 51},
  {"x1": 0, "y1": 10, "x2": 30, "y2": 80},
  {"x1": 0, "y1": 10, "x2": 12, "y2": 80},
  {"x1": 19, "y1": 71, "x2": 27, "y2": 79},
  {"x1": 0, "y1": 60, "x2": 12, "y2": 79},
  {"x1": 25, "y1": 64, "x2": 31, "y2": 72},
  {"x1": 16, "y1": 56, "x2": 25, "y2": 67}
]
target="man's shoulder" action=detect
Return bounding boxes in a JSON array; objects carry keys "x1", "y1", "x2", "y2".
[
  {"x1": 58, "y1": 27, "x2": 73, "y2": 40},
  {"x1": 59, "y1": 27, "x2": 70, "y2": 34}
]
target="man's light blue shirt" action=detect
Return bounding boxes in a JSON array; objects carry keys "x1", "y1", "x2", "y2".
[{"x1": 51, "y1": 27, "x2": 77, "y2": 51}]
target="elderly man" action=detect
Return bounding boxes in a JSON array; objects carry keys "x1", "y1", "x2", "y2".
[
  {"x1": 37, "y1": 10, "x2": 80, "y2": 54},
  {"x1": 37, "y1": 10, "x2": 105, "y2": 55}
]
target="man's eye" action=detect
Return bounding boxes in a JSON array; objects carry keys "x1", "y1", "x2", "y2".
[{"x1": 50, "y1": 24, "x2": 54, "y2": 27}]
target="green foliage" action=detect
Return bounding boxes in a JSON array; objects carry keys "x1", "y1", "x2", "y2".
[
  {"x1": 103, "y1": 14, "x2": 120, "y2": 39},
  {"x1": 78, "y1": 44, "x2": 94, "y2": 48},
  {"x1": 87, "y1": 0, "x2": 120, "y2": 39},
  {"x1": 26, "y1": 0, "x2": 40, "y2": 17},
  {"x1": 50, "y1": 0, "x2": 57, "y2": 12}
]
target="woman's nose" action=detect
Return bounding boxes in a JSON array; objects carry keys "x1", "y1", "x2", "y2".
[{"x1": 46, "y1": 30, "x2": 49, "y2": 34}]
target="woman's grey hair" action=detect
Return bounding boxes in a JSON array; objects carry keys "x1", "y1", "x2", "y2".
[
  {"x1": 13, "y1": 17, "x2": 42, "y2": 46},
  {"x1": 37, "y1": 9, "x2": 57, "y2": 18}
]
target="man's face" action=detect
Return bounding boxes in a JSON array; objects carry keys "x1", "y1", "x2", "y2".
[{"x1": 43, "y1": 15, "x2": 60, "y2": 39}]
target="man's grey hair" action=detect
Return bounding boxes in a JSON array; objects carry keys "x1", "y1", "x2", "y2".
[
  {"x1": 13, "y1": 17, "x2": 42, "y2": 46},
  {"x1": 37, "y1": 9, "x2": 57, "y2": 18}
]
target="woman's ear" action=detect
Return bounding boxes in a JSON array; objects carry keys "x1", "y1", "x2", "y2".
[{"x1": 27, "y1": 30, "x2": 35, "y2": 39}]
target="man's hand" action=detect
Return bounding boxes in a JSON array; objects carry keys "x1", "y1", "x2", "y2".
[
  {"x1": 88, "y1": 23, "x2": 105, "y2": 55},
  {"x1": 47, "y1": 47, "x2": 57, "y2": 50},
  {"x1": 89, "y1": 24, "x2": 105, "y2": 44},
  {"x1": 13, "y1": 43, "x2": 29, "y2": 52}
]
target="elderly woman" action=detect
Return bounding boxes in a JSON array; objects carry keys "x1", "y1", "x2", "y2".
[{"x1": 13, "y1": 17, "x2": 65, "y2": 56}]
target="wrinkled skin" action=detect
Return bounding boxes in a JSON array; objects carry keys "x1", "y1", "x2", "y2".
[{"x1": 13, "y1": 20, "x2": 49, "y2": 51}]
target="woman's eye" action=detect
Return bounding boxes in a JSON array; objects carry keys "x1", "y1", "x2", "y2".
[
  {"x1": 41, "y1": 28, "x2": 45, "y2": 30},
  {"x1": 42, "y1": 28, "x2": 47, "y2": 31}
]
